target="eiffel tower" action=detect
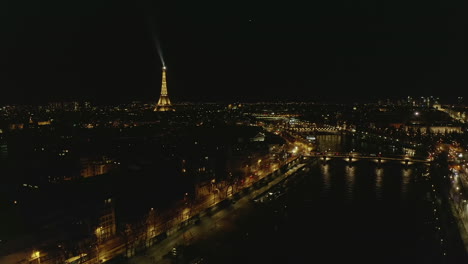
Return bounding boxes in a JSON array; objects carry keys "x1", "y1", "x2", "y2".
[{"x1": 154, "y1": 66, "x2": 174, "y2": 111}]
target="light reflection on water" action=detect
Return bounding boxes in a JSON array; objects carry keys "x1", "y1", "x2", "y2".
[
  {"x1": 316, "y1": 159, "x2": 416, "y2": 202},
  {"x1": 272, "y1": 134, "x2": 448, "y2": 262},
  {"x1": 345, "y1": 165, "x2": 355, "y2": 201},
  {"x1": 315, "y1": 134, "x2": 406, "y2": 156},
  {"x1": 375, "y1": 167, "x2": 384, "y2": 200},
  {"x1": 401, "y1": 167, "x2": 412, "y2": 199},
  {"x1": 314, "y1": 134, "x2": 419, "y2": 203},
  {"x1": 316, "y1": 134, "x2": 345, "y2": 153},
  {"x1": 320, "y1": 163, "x2": 330, "y2": 197}
]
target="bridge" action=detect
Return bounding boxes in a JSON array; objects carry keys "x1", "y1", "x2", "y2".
[
  {"x1": 288, "y1": 126, "x2": 342, "y2": 134},
  {"x1": 306, "y1": 152, "x2": 431, "y2": 164}
]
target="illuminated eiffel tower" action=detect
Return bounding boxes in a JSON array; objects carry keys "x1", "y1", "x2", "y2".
[{"x1": 154, "y1": 66, "x2": 174, "y2": 112}]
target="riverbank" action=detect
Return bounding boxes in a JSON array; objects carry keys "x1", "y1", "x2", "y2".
[{"x1": 121, "y1": 158, "x2": 311, "y2": 264}]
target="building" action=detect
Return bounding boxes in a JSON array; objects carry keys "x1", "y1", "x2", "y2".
[
  {"x1": 80, "y1": 157, "x2": 116, "y2": 178},
  {"x1": 95, "y1": 198, "x2": 117, "y2": 243},
  {"x1": 404, "y1": 123, "x2": 463, "y2": 134}
]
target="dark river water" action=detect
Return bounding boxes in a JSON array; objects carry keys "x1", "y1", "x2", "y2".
[
  {"x1": 196, "y1": 135, "x2": 463, "y2": 264},
  {"x1": 283, "y1": 160, "x2": 436, "y2": 263},
  {"x1": 268, "y1": 135, "x2": 441, "y2": 263}
]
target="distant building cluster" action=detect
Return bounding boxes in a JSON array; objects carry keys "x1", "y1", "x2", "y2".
[
  {"x1": 0, "y1": 95, "x2": 467, "y2": 264},
  {"x1": 0, "y1": 101, "x2": 296, "y2": 264}
]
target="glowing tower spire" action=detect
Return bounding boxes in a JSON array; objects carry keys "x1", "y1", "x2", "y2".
[{"x1": 154, "y1": 66, "x2": 174, "y2": 112}]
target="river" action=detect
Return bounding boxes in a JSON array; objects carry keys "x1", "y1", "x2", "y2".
[{"x1": 184, "y1": 134, "x2": 467, "y2": 264}]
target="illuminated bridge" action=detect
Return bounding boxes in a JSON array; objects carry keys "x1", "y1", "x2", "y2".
[
  {"x1": 289, "y1": 127, "x2": 342, "y2": 133},
  {"x1": 306, "y1": 152, "x2": 431, "y2": 164}
]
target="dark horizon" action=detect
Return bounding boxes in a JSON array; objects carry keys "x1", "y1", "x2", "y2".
[{"x1": 1, "y1": 0, "x2": 466, "y2": 105}]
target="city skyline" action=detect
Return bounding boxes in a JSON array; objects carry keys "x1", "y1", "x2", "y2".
[
  {"x1": 0, "y1": 95, "x2": 464, "y2": 107},
  {"x1": 1, "y1": 97, "x2": 468, "y2": 263},
  {"x1": 2, "y1": 0, "x2": 466, "y2": 104},
  {"x1": 2, "y1": 1, "x2": 468, "y2": 263}
]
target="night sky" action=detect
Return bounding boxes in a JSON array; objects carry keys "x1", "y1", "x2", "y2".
[{"x1": 1, "y1": 0, "x2": 466, "y2": 104}]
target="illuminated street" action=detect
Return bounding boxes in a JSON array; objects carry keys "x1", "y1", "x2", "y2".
[{"x1": 122, "y1": 163, "x2": 309, "y2": 264}]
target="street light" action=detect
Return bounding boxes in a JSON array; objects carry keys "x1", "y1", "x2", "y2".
[
  {"x1": 95, "y1": 226, "x2": 103, "y2": 243},
  {"x1": 31, "y1": 251, "x2": 40, "y2": 264},
  {"x1": 95, "y1": 243, "x2": 100, "y2": 264}
]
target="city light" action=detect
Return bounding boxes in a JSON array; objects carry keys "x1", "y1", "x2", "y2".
[{"x1": 2, "y1": 94, "x2": 467, "y2": 263}]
